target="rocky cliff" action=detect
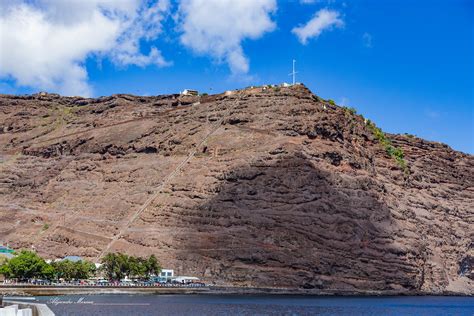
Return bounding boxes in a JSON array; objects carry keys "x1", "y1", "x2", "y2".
[{"x1": 0, "y1": 85, "x2": 472, "y2": 294}]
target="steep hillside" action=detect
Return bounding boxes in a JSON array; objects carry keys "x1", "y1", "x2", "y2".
[{"x1": 0, "y1": 85, "x2": 472, "y2": 294}]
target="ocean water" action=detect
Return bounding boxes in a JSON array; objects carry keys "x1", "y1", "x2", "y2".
[{"x1": 19, "y1": 294, "x2": 474, "y2": 315}]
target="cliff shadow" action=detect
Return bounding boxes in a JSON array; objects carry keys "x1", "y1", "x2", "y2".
[{"x1": 177, "y1": 152, "x2": 421, "y2": 292}]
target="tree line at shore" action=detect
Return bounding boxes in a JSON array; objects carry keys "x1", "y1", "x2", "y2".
[{"x1": 0, "y1": 250, "x2": 161, "y2": 281}]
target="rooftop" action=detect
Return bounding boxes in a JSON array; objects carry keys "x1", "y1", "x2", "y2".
[
  {"x1": 62, "y1": 255, "x2": 83, "y2": 262},
  {"x1": 0, "y1": 245, "x2": 14, "y2": 253}
]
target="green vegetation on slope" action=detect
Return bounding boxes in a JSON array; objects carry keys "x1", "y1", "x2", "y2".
[
  {"x1": 336, "y1": 102, "x2": 408, "y2": 174},
  {"x1": 365, "y1": 119, "x2": 408, "y2": 173},
  {"x1": 342, "y1": 106, "x2": 357, "y2": 116}
]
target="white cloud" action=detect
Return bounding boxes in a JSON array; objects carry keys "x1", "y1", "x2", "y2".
[
  {"x1": 178, "y1": 0, "x2": 277, "y2": 74},
  {"x1": 0, "y1": 0, "x2": 171, "y2": 97},
  {"x1": 299, "y1": 0, "x2": 337, "y2": 5},
  {"x1": 109, "y1": 0, "x2": 172, "y2": 68},
  {"x1": 292, "y1": 9, "x2": 344, "y2": 45},
  {"x1": 362, "y1": 32, "x2": 373, "y2": 48}
]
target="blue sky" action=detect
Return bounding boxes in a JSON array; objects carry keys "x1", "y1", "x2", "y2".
[{"x1": 0, "y1": 0, "x2": 473, "y2": 153}]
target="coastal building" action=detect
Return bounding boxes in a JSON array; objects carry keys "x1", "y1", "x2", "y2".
[
  {"x1": 62, "y1": 255, "x2": 83, "y2": 262},
  {"x1": 173, "y1": 276, "x2": 200, "y2": 284},
  {"x1": 159, "y1": 269, "x2": 174, "y2": 279},
  {"x1": 0, "y1": 245, "x2": 14, "y2": 260},
  {"x1": 0, "y1": 245, "x2": 14, "y2": 254}
]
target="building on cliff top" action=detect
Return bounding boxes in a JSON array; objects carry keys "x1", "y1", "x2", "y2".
[{"x1": 181, "y1": 89, "x2": 198, "y2": 96}]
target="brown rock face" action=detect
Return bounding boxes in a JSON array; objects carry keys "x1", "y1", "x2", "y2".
[{"x1": 0, "y1": 85, "x2": 472, "y2": 294}]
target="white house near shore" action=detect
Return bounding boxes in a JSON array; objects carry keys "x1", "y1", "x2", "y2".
[
  {"x1": 173, "y1": 276, "x2": 200, "y2": 284},
  {"x1": 159, "y1": 269, "x2": 174, "y2": 279}
]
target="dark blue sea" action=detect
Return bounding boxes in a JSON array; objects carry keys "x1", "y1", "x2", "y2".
[{"x1": 13, "y1": 294, "x2": 474, "y2": 315}]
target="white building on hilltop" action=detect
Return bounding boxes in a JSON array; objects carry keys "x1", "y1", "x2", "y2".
[{"x1": 180, "y1": 89, "x2": 198, "y2": 96}]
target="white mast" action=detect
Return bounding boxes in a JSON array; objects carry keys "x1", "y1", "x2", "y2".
[{"x1": 289, "y1": 59, "x2": 297, "y2": 85}]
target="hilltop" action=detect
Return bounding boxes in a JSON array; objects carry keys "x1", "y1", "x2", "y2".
[{"x1": 0, "y1": 85, "x2": 472, "y2": 294}]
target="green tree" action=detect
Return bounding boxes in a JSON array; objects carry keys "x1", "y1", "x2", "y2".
[
  {"x1": 100, "y1": 253, "x2": 161, "y2": 280},
  {"x1": 128, "y1": 256, "x2": 146, "y2": 279},
  {"x1": 101, "y1": 253, "x2": 130, "y2": 280},
  {"x1": 6, "y1": 250, "x2": 52, "y2": 280},
  {"x1": 116, "y1": 253, "x2": 130, "y2": 279},
  {"x1": 101, "y1": 253, "x2": 120, "y2": 281},
  {"x1": 0, "y1": 258, "x2": 12, "y2": 278},
  {"x1": 145, "y1": 255, "x2": 161, "y2": 277},
  {"x1": 52, "y1": 260, "x2": 72, "y2": 280},
  {"x1": 52, "y1": 259, "x2": 95, "y2": 281},
  {"x1": 75, "y1": 261, "x2": 96, "y2": 280},
  {"x1": 41, "y1": 263, "x2": 55, "y2": 280}
]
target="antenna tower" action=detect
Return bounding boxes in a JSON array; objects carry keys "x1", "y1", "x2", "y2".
[{"x1": 289, "y1": 59, "x2": 298, "y2": 85}]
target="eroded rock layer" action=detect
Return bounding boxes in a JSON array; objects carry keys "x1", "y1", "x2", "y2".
[{"x1": 0, "y1": 85, "x2": 472, "y2": 294}]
